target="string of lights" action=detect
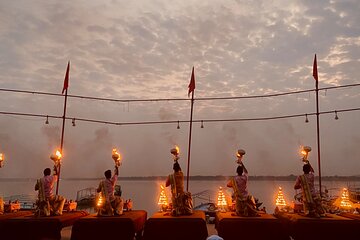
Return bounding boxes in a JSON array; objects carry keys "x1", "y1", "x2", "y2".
[
  {"x1": 0, "y1": 107, "x2": 359, "y2": 127},
  {"x1": 0, "y1": 83, "x2": 359, "y2": 103}
]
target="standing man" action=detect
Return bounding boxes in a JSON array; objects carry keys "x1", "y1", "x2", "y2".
[
  {"x1": 97, "y1": 166, "x2": 123, "y2": 216},
  {"x1": 294, "y1": 163, "x2": 325, "y2": 217},
  {"x1": 227, "y1": 149, "x2": 259, "y2": 216},
  {"x1": 166, "y1": 161, "x2": 193, "y2": 216},
  {"x1": 35, "y1": 167, "x2": 65, "y2": 216}
]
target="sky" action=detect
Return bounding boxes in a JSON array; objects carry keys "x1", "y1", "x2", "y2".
[{"x1": 0, "y1": 0, "x2": 359, "y2": 178}]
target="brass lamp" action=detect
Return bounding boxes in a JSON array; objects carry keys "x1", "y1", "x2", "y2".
[
  {"x1": 0, "y1": 153, "x2": 4, "y2": 168},
  {"x1": 112, "y1": 148, "x2": 121, "y2": 167},
  {"x1": 170, "y1": 145, "x2": 180, "y2": 162}
]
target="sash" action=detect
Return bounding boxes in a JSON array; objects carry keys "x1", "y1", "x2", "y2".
[
  {"x1": 169, "y1": 174, "x2": 177, "y2": 197},
  {"x1": 36, "y1": 178, "x2": 47, "y2": 202},
  {"x1": 231, "y1": 177, "x2": 244, "y2": 199},
  {"x1": 100, "y1": 180, "x2": 110, "y2": 201},
  {"x1": 299, "y1": 175, "x2": 314, "y2": 204}
]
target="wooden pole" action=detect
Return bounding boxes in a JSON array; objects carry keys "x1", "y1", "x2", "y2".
[
  {"x1": 315, "y1": 79, "x2": 322, "y2": 197},
  {"x1": 186, "y1": 91, "x2": 194, "y2": 192},
  {"x1": 56, "y1": 88, "x2": 68, "y2": 195}
]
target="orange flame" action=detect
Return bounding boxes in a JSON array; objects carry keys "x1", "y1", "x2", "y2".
[
  {"x1": 0, "y1": 153, "x2": 3, "y2": 161},
  {"x1": 55, "y1": 150, "x2": 62, "y2": 159},
  {"x1": 175, "y1": 145, "x2": 180, "y2": 155},
  {"x1": 275, "y1": 187, "x2": 287, "y2": 207},
  {"x1": 112, "y1": 148, "x2": 121, "y2": 161},
  {"x1": 158, "y1": 185, "x2": 168, "y2": 206},
  {"x1": 340, "y1": 188, "x2": 353, "y2": 209},
  {"x1": 217, "y1": 187, "x2": 227, "y2": 207},
  {"x1": 97, "y1": 192, "x2": 104, "y2": 207}
]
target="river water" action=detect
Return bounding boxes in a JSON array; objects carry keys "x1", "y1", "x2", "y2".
[{"x1": 0, "y1": 179, "x2": 357, "y2": 216}]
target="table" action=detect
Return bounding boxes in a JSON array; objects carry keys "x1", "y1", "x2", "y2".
[
  {"x1": 275, "y1": 212, "x2": 359, "y2": 240},
  {"x1": 215, "y1": 211, "x2": 289, "y2": 240},
  {"x1": 339, "y1": 212, "x2": 360, "y2": 221},
  {"x1": 143, "y1": 210, "x2": 208, "y2": 240},
  {"x1": 71, "y1": 210, "x2": 147, "y2": 240},
  {"x1": 1, "y1": 211, "x2": 88, "y2": 240},
  {"x1": 0, "y1": 210, "x2": 33, "y2": 220}
]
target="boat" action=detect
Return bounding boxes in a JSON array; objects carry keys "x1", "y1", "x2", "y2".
[
  {"x1": 76, "y1": 185, "x2": 122, "y2": 208},
  {"x1": 348, "y1": 186, "x2": 360, "y2": 203},
  {"x1": 4, "y1": 194, "x2": 37, "y2": 210},
  {"x1": 193, "y1": 190, "x2": 218, "y2": 223}
]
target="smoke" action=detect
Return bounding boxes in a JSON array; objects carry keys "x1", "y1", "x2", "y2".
[
  {"x1": 158, "y1": 107, "x2": 179, "y2": 145},
  {"x1": 41, "y1": 125, "x2": 61, "y2": 149},
  {"x1": 158, "y1": 107, "x2": 177, "y2": 121}
]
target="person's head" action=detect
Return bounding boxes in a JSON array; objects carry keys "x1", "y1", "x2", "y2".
[
  {"x1": 303, "y1": 164, "x2": 311, "y2": 174},
  {"x1": 43, "y1": 168, "x2": 51, "y2": 176},
  {"x1": 173, "y1": 161, "x2": 181, "y2": 172},
  {"x1": 104, "y1": 170, "x2": 112, "y2": 179},
  {"x1": 236, "y1": 165, "x2": 244, "y2": 176}
]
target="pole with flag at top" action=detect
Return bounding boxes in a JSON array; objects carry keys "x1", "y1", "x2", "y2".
[
  {"x1": 186, "y1": 66, "x2": 196, "y2": 191},
  {"x1": 313, "y1": 54, "x2": 322, "y2": 197},
  {"x1": 56, "y1": 61, "x2": 70, "y2": 195}
]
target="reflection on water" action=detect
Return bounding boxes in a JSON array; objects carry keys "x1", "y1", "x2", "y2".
[{"x1": 0, "y1": 179, "x2": 357, "y2": 216}]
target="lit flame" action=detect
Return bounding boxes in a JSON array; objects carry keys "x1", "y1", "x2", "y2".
[
  {"x1": 300, "y1": 150, "x2": 307, "y2": 156},
  {"x1": 217, "y1": 187, "x2": 227, "y2": 207},
  {"x1": 0, "y1": 153, "x2": 4, "y2": 168},
  {"x1": 97, "y1": 192, "x2": 104, "y2": 208},
  {"x1": 50, "y1": 149, "x2": 62, "y2": 163},
  {"x1": 300, "y1": 146, "x2": 311, "y2": 161},
  {"x1": 236, "y1": 152, "x2": 241, "y2": 158},
  {"x1": 55, "y1": 150, "x2": 62, "y2": 159},
  {"x1": 112, "y1": 148, "x2": 121, "y2": 161},
  {"x1": 275, "y1": 187, "x2": 287, "y2": 207},
  {"x1": 158, "y1": 185, "x2": 168, "y2": 206},
  {"x1": 340, "y1": 188, "x2": 353, "y2": 209},
  {"x1": 112, "y1": 148, "x2": 122, "y2": 167},
  {"x1": 171, "y1": 146, "x2": 180, "y2": 161}
]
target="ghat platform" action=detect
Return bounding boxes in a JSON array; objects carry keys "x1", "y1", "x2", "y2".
[
  {"x1": 215, "y1": 211, "x2": 288, "y2": 240},
  {"x1": 71, "y1": 210, "x2": 147, "y2": 240},
  {"x1": 0, "y1": 210, "x2": 33, "y2": 220},
  {"x1": 1, "y1": 211, "x2": 88, "y2": 240},
  {"x1": 275, "y1": 212, "x2": 359, "y2": 240},
  {"x1": 143, "y1": 210, "x2": 208, "y2": 240}
]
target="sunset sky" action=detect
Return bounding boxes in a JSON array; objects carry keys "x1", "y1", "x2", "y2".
[{"x1": 0, "y1": 0, "x2": 359, "y2": 178}]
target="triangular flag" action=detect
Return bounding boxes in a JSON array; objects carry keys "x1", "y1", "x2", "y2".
[
  {"x1": 188, "y1": 66, "x2": 195, "y2": 97},
  {"x1": 62, "y1": 61, "x2": 70, "y2": 94},
  {"x1": 313, "y1": 54, "x2": 318, "y2": 81}
]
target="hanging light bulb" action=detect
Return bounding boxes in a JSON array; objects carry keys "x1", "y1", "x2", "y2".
[
  {"x1": 305, "y1": 114, "x2": 309, "y2": 123},
  {"x1": 72, "y1": 118, "x2": 76, "y2": 126},
  {"x1": 45, "y1": 115, "x2": 49, "y2": 124},
  {"x1": 201, "y1": 120, "x2": 204, "y2": 128},
  {"x1": 177, "y1": 121, "x2": 180, "y2": 129},
  {"x1": 334, "y1": 111, "x2": 339, "y2": 120}
]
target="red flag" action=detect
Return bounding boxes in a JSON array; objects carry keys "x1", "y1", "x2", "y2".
[
  {"x1": 188, "y1": 66, "x2": 195, "y2": 97},
  {"x1": 313, "y1": 54, "x2": 318, "y2": 81},
  {"x1": 62, "y1": 61, "x2": 70, "y2": 94}
]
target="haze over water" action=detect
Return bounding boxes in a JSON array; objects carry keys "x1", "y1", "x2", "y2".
[{"x1": 1, "y1": 179, "x2": 357, "y2": 216}]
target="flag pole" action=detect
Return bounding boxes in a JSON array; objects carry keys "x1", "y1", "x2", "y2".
[
  {"x1": 186, "y1": 67, "x2": 195, "y2": 192},
  {"x1": 186, "y1": 90, "x2": 194, "y2": 192},
  {"x1": 313, "y1": 54, "x2": 322, "y2": 197},
  {"x1": 56, "y1": 61, "x2": 70, "y2": 195},
  {"x1": 315, "y1": 74, "x2": 322, "y2": 197}
]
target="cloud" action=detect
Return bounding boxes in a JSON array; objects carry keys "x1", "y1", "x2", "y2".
[{"x1": 0, "y1": 0, "x2": 359, "y2": 178}]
